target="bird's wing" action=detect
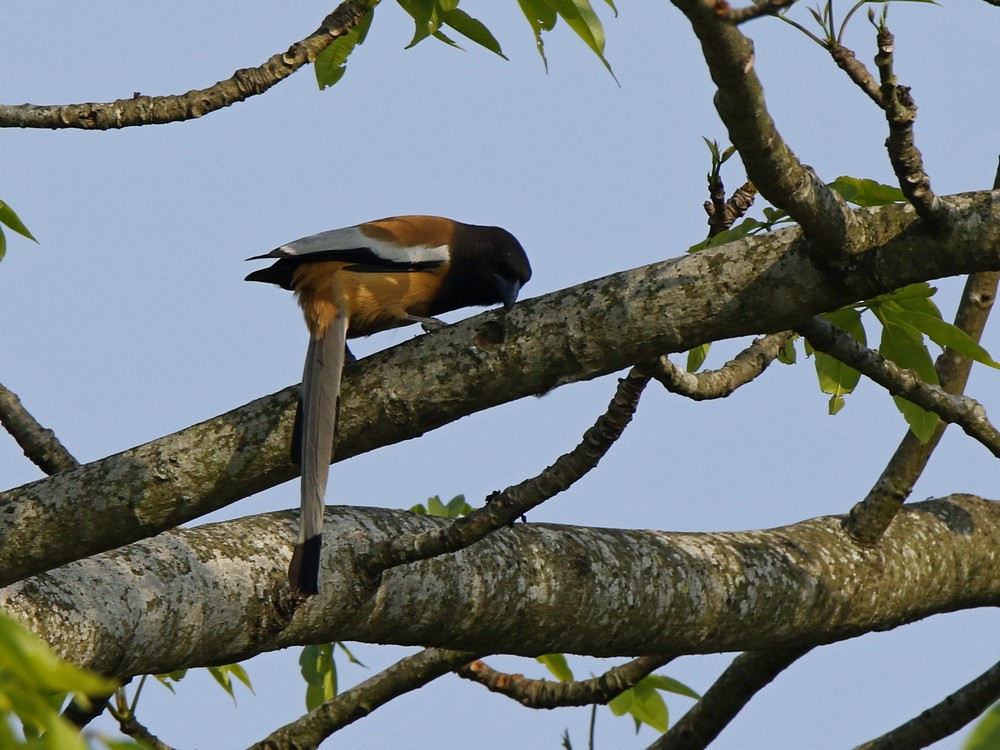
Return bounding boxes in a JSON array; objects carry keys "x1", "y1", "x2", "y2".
[
  {"x1": 287, "y1": 313, "x2": 348, "y2": 596},
  {"x1": 248, "y1": 223, "x2": 450, "y2": 270}
]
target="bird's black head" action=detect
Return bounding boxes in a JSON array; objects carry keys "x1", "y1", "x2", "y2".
[{"x1": 431, "y1": 223, "x2": 532, "y2": 315}]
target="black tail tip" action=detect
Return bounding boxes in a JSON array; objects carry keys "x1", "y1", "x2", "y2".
[{"x1": 288, "y1": 535, "x2": 322, "y2": 596}]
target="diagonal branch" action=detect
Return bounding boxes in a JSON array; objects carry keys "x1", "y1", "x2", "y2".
[
  {"x1": 0, "y1": 1, "x2": 372, "y2": 130},
  {"x1": 795, "y1": 316, "x2": 1000, "y2": 458},
  {"x1": 853, "y1": 659, "x2": 1000, "y2": 750},
  {"x1": 457, "y1": 655, "x2": 674, "y2": 708},
  {"x1": 361, "y1": 368, "x2": 650, "y2": 577},
  {"x1": 0, "y1": 381, "x2": 78, "y2": 474},
  {"x1": 248, "y1": 647, "x2": 477, "y2": 750},
  {"x1": 648, "y1": 646, "x2": 813, "y2": 750},
  {"x1": 723, "y1": 0, "x2": 798, "y2": 24},
  {"x1": 846, "y1": 164, "x2": 1000, "y2": 543},
  {"x1": 644, "y1": 332, "x2": 792, "y2": 400}
]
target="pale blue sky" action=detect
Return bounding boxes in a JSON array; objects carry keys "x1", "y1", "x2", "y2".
[{"x1": 2, "y1": 2, "x2": 998, "y2": 748}]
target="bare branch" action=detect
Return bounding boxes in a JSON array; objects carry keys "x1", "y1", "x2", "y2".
[
  {"x1": 796, "y1": 316, "x2": 1000, "y2": 458},
  {"x1": 829, "y1": 44, "x2": 882, "y2": 105},
  {"x1": 723, "y1": 0, "x2": 798, "y2": 25},
  {"x1": 457, "y1": 655, "x2": 673, "y2": 708},
  {"x1": 0, "y1": 2, "x2": 372, "y2": 130},
  {"x1": 644, "y1": 332, "x2": 792, "y2": 400},
  {"x1": 5, "y1": 496, "x2": 1000, "y2": 680},
  {"x1": 672, "y1": 0, "x2": 866, "y2": 256},
  {"x1": 846, "y1": 163, "x2": 1000, "y2": 543},
  {"x1": 249, "y1": 648, "x2": 477, "y2": 749},
  {"x1": 853, "y1": 660, "x2": 1000, "y2": 750},
  {"x1": 874, "y1": 27, "x2": 956, "y2": 230},
  {"x1": 648, "y1": 646, "x2": 812, "y2": 750},
  {"x1": 361, "y1": 368, "x2": 650, "y2": 577},
  {"x1": 0, "y1": 382, "x2": 79, "y2": 474}
]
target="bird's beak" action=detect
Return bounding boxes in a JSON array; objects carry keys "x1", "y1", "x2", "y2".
[{"x1": 494, "y1": 276, "x2": 522, "y2": 311}]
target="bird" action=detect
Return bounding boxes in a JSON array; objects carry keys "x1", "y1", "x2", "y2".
[{"x1": 246, "y1": 215, "x2": 532, "y2": 596}]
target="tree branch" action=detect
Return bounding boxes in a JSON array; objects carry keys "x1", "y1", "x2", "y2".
[
  {"x1": 874, "y1": 26, "x2": 955, "y2": 231},
  {"x1": 3, "y1": 495, "x2": 999, "y2": 680},
  {"x1": 0, "y1": 2, "x2": 372, "y2": 130},
  {"x1": 5, "y1": 192, "x2": 1000, "y2": 587},
  {"x1": 846, "y1": 162, "x2": 1000, "y2": 542},
  {"x1": 362, "y1": 368, "x2": 649, "y2": 577},
  {"x1": 457, "y1": 655, "x2": 673, "y2": 708},
  {"x1": 0, "y1": 382, "x2": 79, "y2": 474},
  {"x1": 648, "y1": 646, "x2": 812, "y2": 750},
  {"x1": 249, "y1": 648, "x2": 477, "y2": 750},
  {"x1": 795, "y1": 315, "x2": 1000, "y2": 458},
  {"x1": 723, "y1": 0, "x2": 798, "y2": 25},
  {"x1": 853, "y1": 660, "x2": 1000, "y2": 750},
  {"x1": 671, "y1": 0, "x2": 866, "y2": 256},
  {"x1": 644, "y1": 332, "x2": 792, "y2": 400}
]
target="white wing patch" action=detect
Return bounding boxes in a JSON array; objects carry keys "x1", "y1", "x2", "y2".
[{"x1": 277, "y1": 225, "x2": 450, "y2": 265}]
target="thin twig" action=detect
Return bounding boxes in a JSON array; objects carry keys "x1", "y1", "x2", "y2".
[
  {"x1": 647, "y1": 646, "x2": 813, "y2": 750},
  {"x1": 853, "y1": 659, "x2": 1000, "y2": 750},
  {"x1": 828, "y1": 44, "x2": 882, "y2": 105},
  {"x1": 0, "y1": 2, "x2": 372, "y2": 130},
  {"x1": 0, "y1": 381, "x2": 79, "y2": 474},
  {"x1": 457, "y1": 655, "x2": 674, "y2": 708},
  {"x1": 723, "y1": 0, "x2": 798, "y2": 24},
  {"x1": 360, "y1": 368, "x2": 651, "y2": 577},
  {"x1": 875, "y1": 26, "x2": 956, "y2": 230},
  {"x1": 796, "y1": 315, "x2": 1000, "y2": 458},
  {"x1": 645, "y1": 332, "x2": 792, "y2": 400},
  {"x1": 249, "y1": 648, "x2": 477, "y2": 749}
]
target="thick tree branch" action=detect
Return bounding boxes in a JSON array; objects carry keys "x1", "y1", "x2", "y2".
[
  {"x1": 0, "y1": 2, "x2": 372, "y2": 130},
  {"x1": 0, "y1": 382, "x2": 79, "y2": 474},
  {"x1": 457, "y1": 655, "x2": 673, "y2": 708},
  {"x1": 3, "y1": 496, "x2": 999, "y2": 680},
  {"x1": 796, "y1": 316, "x2": 1000, "y2": 457},
  {"x1": 648, "y1": 646, "x2": 812, "y2": 750},
  {"x1": 362, "y1": 368, "x2": 649, "y2": 577},
  {"x1": 644, "y1": 332, "x2": 792, "y2": 400},
  {"x1": 249, "y1": 648, "x2": 477, "y2": 750},
  {"x1": 672, "y1": 0, "x2": 867, "y2": 256},
  {"x1": 853, "y1": 660, "x2": 1000, "y2": 750},
  {"x1": 5, "y1": 192, "x2": 1000, "y2": 587}
]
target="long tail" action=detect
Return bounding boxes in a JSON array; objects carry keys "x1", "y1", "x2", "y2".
[{"x1": 288, "y1": 314, "x2": 348, "y2": 595}]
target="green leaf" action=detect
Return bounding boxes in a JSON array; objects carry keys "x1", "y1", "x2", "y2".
[
  {"x1": 314, "y1": 9, "x2": 374, "y2": 89},
  {"x1": 895, "y1": 309, "x2": 1000, "y2": 369},
  {"x1": 536, "y1": 653, "x2": 574, "y2": 682},
  {"x1": 441, "y1": 8, "x2": 507, "y2": 59},
  {"x1": 686, "y1": 343, "x2": 710, "y2": 373},
  {"x1": 0, "y1": 228, "x2": 6, "y2": 262},
  {"x1": 641, "y1": 673, "x2": 701, "y2": 700},
  {"x1": 336, "y1": 641, "x2": 367, "y2": 668},
  {"x1": 396, "y1": 0, "x2": 439, "y2": 47},
  {"x1": 629, "y1": 680, "x2": 669, "y2": 733},
  {"x1": 964, "y1": 702, "x2": 1000, "y2": 750},
  {"x1": 0, "y1": 200, "x2": 37, "y2": 242},
  {"x1": 518, "y1": 0, "x2": 557, "y2": 70},
  {"x1": 875, "y1": 312, "x2": 941, "y2": 441},
  {"x1": 546, "y1": 0, "x2": 616, "y2": 79},
  {"x1": 777, "y1": 336, "x2": 797, "y2": 365},
  {"x1": 688, "y1": 218, "x2": 763, "y2": 253},
  {"x1": 827, "y1": 176, "x2": 905, "y2": 207},
  {"x1": 812, "y1": 307, "x2": 866, "y2": 411},
  {"x1": 300, "y1": 644, "x2": 337, "y2": 710},
  {"x1": 207, "y1": 663, "x2": 254, "y2": 704}
]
